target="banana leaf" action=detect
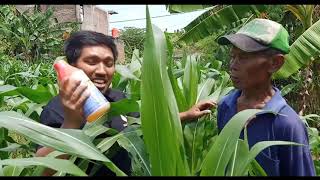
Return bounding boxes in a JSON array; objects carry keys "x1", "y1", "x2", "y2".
[
  {"x1": 117, "y1": 126, "x2": 151, "y2": 176},
  {"x1": 200, "y1": 109, "x2": 265, "y2": 175},
  {"x1": 274, "y1": 19, "x2": 320, "y2": 79},
  {"x1": 166, "y1": 5, "x2": 214, "y2": 13},
  {"x1": 178, "y1": 5, "x2": 268, "y2": 43}
]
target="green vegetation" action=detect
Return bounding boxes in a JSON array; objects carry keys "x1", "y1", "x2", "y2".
[{"x1": 0, "y1": 4, "x2": 319, "y2": 176}]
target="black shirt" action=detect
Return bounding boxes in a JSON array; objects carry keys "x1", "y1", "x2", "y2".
[{"x1": 40, "y1": 88, "x2": 139, "y2": 176}]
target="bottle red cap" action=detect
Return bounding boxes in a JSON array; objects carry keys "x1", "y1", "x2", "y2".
[{"x1": 53, "y1": 60, "x2": 67, "y2": 81}]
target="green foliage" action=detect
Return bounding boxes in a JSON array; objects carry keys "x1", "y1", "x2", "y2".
[
  {"x1": 120, "y1": 27, "x2": 146, "y2": 62},
  {"x1": 166, "y1": 5, "x2": 213, "y2": 14},
  {"x1": 0, "y1": 5, "x2": 80, "y2": 62},
  {"x1": 140, "y1": 6, "x2": 189, "y2": 175},
  {"x1": 274, "y1": 19, "x2": 320, "y2": 78},
  {"x1": 266, "y1": 5, "x2": 286, "y2": 22},
  {"x1": 0, "y1": 55, "x2": 57, "y2": 87},
  {"x1": 0, "y1": 4, "x2": 318, "y2": 177}
]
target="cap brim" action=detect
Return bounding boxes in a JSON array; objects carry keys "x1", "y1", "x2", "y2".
[{"x1": 217, "y1": 34, "x2": 269, "y2": 53}]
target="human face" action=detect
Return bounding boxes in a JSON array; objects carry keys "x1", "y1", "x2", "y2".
[
  {"x1": 229, "y1": 47, "x2": 271, "y2": 90},
  {"x1": 73, "y1": 45, "x2": 115, "y2": 94}
]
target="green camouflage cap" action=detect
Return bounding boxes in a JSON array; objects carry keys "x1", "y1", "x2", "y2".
[{"x1": 218, "y1": 18, "x2": 290, "y2": 54}]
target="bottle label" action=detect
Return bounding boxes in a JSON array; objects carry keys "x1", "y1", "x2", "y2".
[{"x1": 70, "y1": 71, "x2": 109, "y2": 120}]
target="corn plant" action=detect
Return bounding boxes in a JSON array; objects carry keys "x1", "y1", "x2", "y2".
[
  {"x1": 0, "y1": 97, "x2": 145, "y2": 176},
  {"x1": 140, "y1": 5, "x2": 301, "y2": 176},
  {"x1": 112, "y1": 49, "x2": 142, "y2": 101},
  {"x1": 0, "y1": 5, "x2": 307, "y2": 177}
]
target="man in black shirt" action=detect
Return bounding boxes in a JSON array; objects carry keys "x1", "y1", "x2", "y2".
[{"x1": 36, "y1": 31, "x2": 215, "y2": 176}]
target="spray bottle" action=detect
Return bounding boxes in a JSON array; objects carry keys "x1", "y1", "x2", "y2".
[{"x1": 53, "y1": 58, "x2": 110, "y2": 123}]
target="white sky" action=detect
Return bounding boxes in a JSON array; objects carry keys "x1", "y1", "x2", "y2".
[{"x1": 97, "y1": 5, "x2": 207, "y2": 33}]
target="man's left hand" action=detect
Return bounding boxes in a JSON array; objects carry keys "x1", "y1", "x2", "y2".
[{"x1": 179, "y1": 100, "x2": 217, "y2": 122}]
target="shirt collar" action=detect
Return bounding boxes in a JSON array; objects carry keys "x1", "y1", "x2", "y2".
[{"x1": 224, "y1": 87, "x2": 287, "y2": 114}]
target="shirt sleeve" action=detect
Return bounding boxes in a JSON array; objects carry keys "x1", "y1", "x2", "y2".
[
  {"x1": 40, "y1": 105, "x2": 64, "y2": 128},
  {"x1": 276, "y1": 112, "x2": 316, "y2": 176}
]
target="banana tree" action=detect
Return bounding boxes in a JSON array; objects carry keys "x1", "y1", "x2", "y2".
[
  {"x1": 0, "y1": 5, "x2": 79, "y2": 61},
  {"x1": 166, "y1": 5, "x2": 268, "y2": 44},
  {"x1": 166, "y1": 5, "x2": 320, "y2": 80},
  {"x1": 273, "y1": 5, "x2": 320, "y2": 120},
  {"x1": 274, "y1": 5, "x2": 318, "y2": 79}
]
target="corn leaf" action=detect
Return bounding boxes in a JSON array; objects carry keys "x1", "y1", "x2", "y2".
[
  {"x1": 0, "y1": 111, "x2": 109, "y2": 162},
  {"x1": 115, "y1": 65, "x2": 140, "y2": 81},
  {"x1": 117, "y1": 126, "x2": 151, "y2": 176},
  {"x1": 248, "y1": 159, "x2": 267, "y2": 176},
  {"x1": 196, "y1": 78, "x2": 215, "y2": 103},
  {"x1": 226, "y1": 139, "x2": 249, "y2": 176},
  {"x1": 183, "y1": 55, "x2": 199, "y2": 108},
  {"x1": 16, "y1": 85, "x2": 53, "y2": 104},
  {"x1": 233, "y1": 140, "x2": 301, "y2": 176},
  {"x1": 248, "y1": 141, "x2": 302, "y2": 163},
  {"x1": 166, "y1": 33, "x2": 188, "y2": 112},
  {"x1": 0, "y1": 157, "x2": 86, "y2": 176},
  {"x1": 108, "y1": 99, "x2": 140, "y2": 117},
  {"x1": 0, "y1": 111, "x2": 127, "y2": 176},
  {"x1": 183, "y1": 119, "x2": 206, "y2": 175},
  {"x1": 200, "y1": 109, "x2": 265, "y2": 176},
  {"x1": 140, "y1": 6, "x2": 189, "y2": 175},
  {"x1": 2, "y1": 165, "x2": 24, "y2": 176}
]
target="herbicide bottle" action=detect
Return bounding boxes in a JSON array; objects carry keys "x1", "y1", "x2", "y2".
[{"x1": 53, "y1": 58, "x2": 110, "y2": 123}]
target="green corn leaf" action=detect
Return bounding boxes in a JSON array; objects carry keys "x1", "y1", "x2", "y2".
[
  {"x1": 0, "y1": 111, "x2": 108, "y2": 162},
  {"x1": 16, "y1": 85, "x2": 53, "y2": 104},
  {"x1": 140, "y1": 5, "x2": 189, "y2": 175},
  {"x1": 183, "y1": 55, "x2": 199, "y2": 107},
  {"x1": 0, "y1": 157, "x2": 86, "y2": 176},
  {"x1": 117, "y1": 126, "x2": 151, "y2": 176},
  {"x1": 196, "y1": 78, "x2": 215, "y2": 103},
  {"x1": 166, "y1": 33, "x2": 188, "y2": 112},
  {"x1": 115, "y1": 65, "x2": 140, "y2": 81},
  {"x1": 2, "y1": 165, "x2": 24, "y2": 176},
  {"x1": 108, "y1": 98, "x2": 140, "y2": 117},
  {"x1": 200, "y1": 109, "x2": 266, "y2": 176}
]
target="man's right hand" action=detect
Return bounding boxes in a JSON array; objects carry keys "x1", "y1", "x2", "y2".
[{"x1": 58, "y1": 74, "x2": 90, "y2": 128}]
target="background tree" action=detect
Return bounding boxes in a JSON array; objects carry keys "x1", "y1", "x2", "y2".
[{"x1": 119, "y1": 27, "x2": 146, "y2": 62}]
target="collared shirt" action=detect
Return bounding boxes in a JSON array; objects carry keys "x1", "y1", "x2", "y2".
[
  {"x1": 40, "y1": 88, "x2": 139, "y2": 176},
  {"x1": 217, "y1": 87, "x2": 315, "y2": 176}
]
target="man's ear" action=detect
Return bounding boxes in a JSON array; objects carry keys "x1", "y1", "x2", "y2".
[{"x1": 268, "y1": 54, "x2": 285, "y2": 73}]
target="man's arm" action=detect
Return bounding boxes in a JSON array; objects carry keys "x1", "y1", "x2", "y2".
[{"x1": 36, "y1": 75, "x2": 89, "y2": 175}]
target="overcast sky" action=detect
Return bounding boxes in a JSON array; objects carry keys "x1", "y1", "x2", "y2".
[{"x1": 97, "y1": 5, "x2": 206, "y2": 33}]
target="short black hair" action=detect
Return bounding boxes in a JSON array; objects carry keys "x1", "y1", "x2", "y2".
[{"x1": 63, "y1": 31, "x2": 118, "y2": 64}]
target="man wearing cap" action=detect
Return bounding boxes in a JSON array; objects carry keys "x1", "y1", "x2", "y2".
[{"x1": 217, "y1": 18, "x2": 315, "y2": 176}]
